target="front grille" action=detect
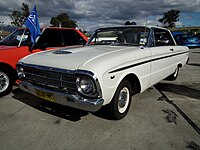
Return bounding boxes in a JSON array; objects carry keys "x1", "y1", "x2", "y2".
[{"x1": 23, "y1": 66, "x2": 77, "y2": 92}]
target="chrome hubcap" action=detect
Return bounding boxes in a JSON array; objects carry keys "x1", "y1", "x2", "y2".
[
  {"x1": 118, "y1": 87, "x2": 130, "y2": 113},
  {"x1": 0, "y1": 72, "x2": 9, "y2": 93}
]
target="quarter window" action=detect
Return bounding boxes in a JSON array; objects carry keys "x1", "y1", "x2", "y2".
[{"x1": 153, "y1": 29, "x2": 175, "y2": 46}]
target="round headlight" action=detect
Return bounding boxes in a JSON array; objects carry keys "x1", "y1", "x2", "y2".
[
  {"x1": 77, "y1": 77, "x2": 95, "y2": 95},
  {"x1": 17, "y1": 66, "x2": 25, "y2": 78}
]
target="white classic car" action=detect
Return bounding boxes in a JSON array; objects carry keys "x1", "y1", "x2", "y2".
[{"x1": 17, "y1": 26, "x2": 189, "y2": 120}]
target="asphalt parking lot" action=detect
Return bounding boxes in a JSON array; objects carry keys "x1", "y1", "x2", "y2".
[{"x1": 0, "y1": 48, "x2": 200, "y2": 150}]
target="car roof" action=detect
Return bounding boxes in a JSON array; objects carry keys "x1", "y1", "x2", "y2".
[{"x1": 96, "y1": 25, "x2": 168, "y2": 31}]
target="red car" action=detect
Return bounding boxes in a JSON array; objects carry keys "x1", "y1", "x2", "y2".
[{"x1": 0, "y1": 27, "x2": 88, "y2": 97}]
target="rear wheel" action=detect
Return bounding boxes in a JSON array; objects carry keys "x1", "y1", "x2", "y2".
[
  {"x1": 0, "y1": 69, "x2": 13, "y2": 97},
  {"x1": 107, "y1": 80, "x2": 132, "y2": 120}
]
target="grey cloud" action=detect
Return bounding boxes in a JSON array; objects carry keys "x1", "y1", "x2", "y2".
[{"x1": 0, "y1": 0, "x2": 200, "y2": 31}]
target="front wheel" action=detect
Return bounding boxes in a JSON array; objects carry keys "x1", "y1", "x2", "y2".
[
  {"x1": 107, "y1": 80, "x2": 132, "y2": 120},
  {"x1": 0, "y1": 69, "x2": 13, "y2": 97}
]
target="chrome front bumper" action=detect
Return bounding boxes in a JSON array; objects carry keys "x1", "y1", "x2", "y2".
[{"x1": 19, "y1": 81, "x2": 104, "y2": 112}]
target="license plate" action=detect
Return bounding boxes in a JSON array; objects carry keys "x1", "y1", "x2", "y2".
[{"x1": 35, "y1": 89, "x2": 55, "y2": 102}]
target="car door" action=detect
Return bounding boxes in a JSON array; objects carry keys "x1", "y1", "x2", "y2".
[{"x1": 149, "y1": 28, "x2": 176, "y2": 85}]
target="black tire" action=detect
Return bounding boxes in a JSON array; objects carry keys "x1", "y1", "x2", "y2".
[
  {"x1": 0, "y1": 68, "x2": 13, "y2": 97},
  {"x1": 167, "y1": 66, "x2": 179, "y2": 81},
  {"x1": 107, "y1": 80, "x2": 132, "y2": 120}
]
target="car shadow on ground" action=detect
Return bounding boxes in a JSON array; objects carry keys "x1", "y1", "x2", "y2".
[
  {"x1": 192, "y1": 51, "x2": 200, "y2": 54},
  {"x1": 188, "y1": 63, "x2": 200, "y2": 67},
  {"x1": 12, "y1": 88, "x2": 89, "y2": 122},
  {"x1": 155, "y1": 83, "x2": 200, "y2": 100},
  {"x1": 12, "y1": 88, "x2": 115, "y2": 121}
]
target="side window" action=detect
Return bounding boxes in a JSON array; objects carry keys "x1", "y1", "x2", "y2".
[
  {"x1": 36, "y1": 29, "x2": 63, "y2": 47},
  {"x1": 153, "y1": 29, "x2": 175, "y2": 46},
  {"x1": 62, "y1": 30, "x2": 86, "y2": 46}
]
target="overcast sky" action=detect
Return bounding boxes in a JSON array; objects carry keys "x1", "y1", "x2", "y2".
[{"x1": 0, "y1": 0, "x2": 200, "y2": 31}]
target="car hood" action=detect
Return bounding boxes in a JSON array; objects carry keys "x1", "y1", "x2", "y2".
[{"x1": 20, "y1": 45, "x2": 140, "y2": 71}]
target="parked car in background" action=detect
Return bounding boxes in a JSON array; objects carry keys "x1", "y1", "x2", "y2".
[
  {"x1": 0, "y1": 27, "x2": 88, "y2": 97},
  {"x1": 17, "y1": 26, "x2": 189, "y2": 119},
  {"x1": 195, "y1": 33, "x2": 200, "y2": 39},
  {"x1": 173, "y1": 33, "x2": 200, "y2": 48},
  {"x1": 171, "y1": 31, "x2": 183, "y2": 37}
]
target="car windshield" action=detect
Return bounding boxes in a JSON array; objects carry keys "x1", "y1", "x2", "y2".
[
  {"x1": 87, "y1": 27, "x2": 150, "y2": 46},
  {"x1": 0, "y1": 29, "x2": 30, "y2": 46}
]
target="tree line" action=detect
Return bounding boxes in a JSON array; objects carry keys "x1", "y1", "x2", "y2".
[
  {"x1": 8, "y1": 3, "x2": 180, "y2": 29},
  {"x1": 125, "y1": 9, "x2": 180, "y2": 28},
  {"x1": 9, "y1": 3, "x2": 77, "y2": 28}
]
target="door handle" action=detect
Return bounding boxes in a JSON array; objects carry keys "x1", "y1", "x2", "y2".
[{"x1": 170, "y1": 49, "x2": 174, "y2": 51}]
